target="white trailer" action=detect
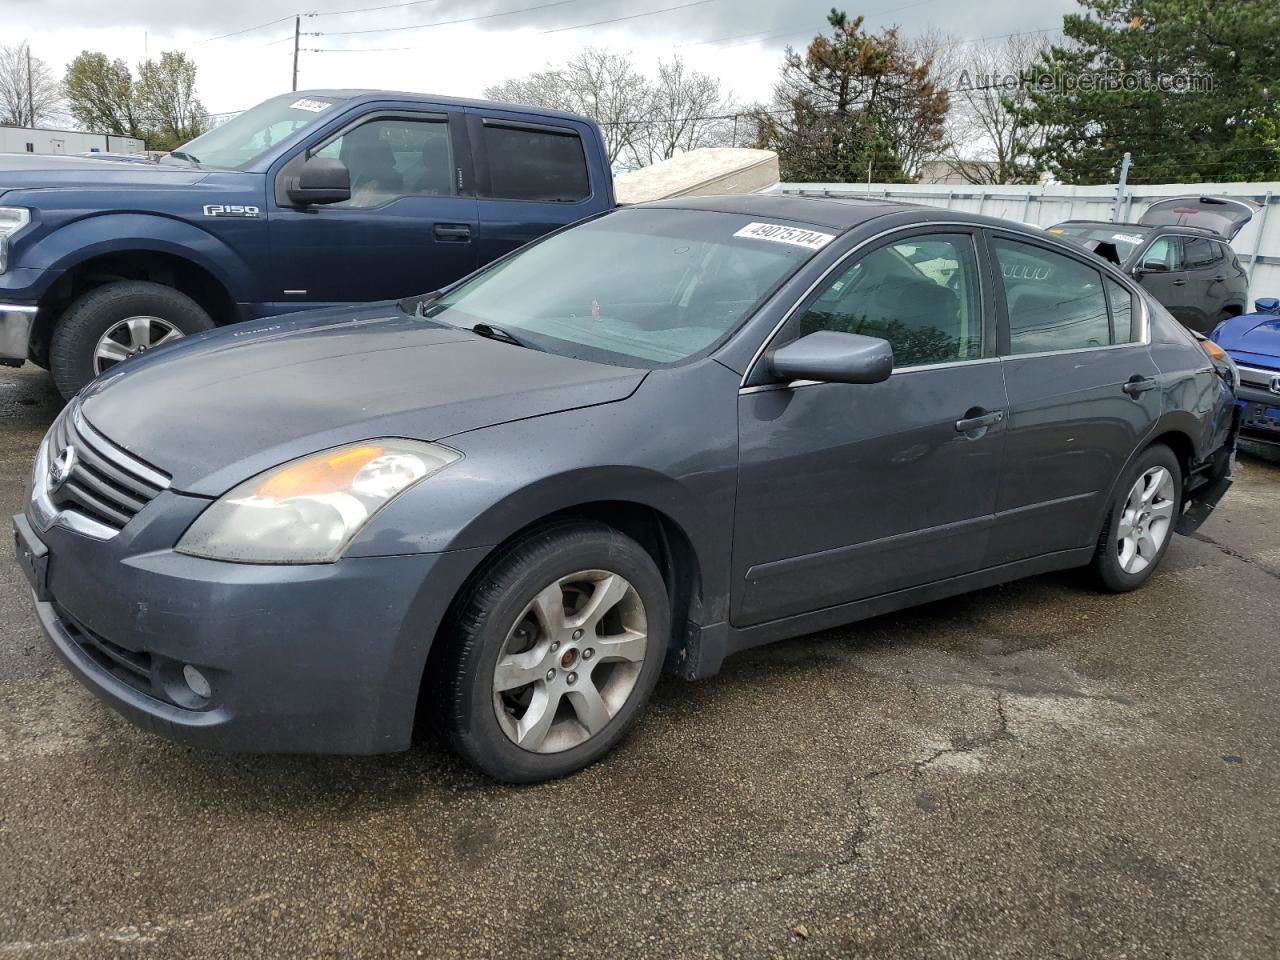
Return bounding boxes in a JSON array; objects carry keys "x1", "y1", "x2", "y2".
[{"x1": 0, "y1": 126, "x2": 145, "y2": 156}]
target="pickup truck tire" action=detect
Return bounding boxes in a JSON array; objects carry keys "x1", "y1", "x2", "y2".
[{"x1": 49, "y1": 281, "x2": 214, "y2": 398}]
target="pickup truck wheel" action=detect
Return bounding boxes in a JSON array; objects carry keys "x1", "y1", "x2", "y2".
[{"x1": 49, "y1": 281, "x2": 214, "y2": 398}]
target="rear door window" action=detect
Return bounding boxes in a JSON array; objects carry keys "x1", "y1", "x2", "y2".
[
  {"x1": 1105, "y1": 277, "x2": 1137, "y2": 343},
  {"x1": 994, "y1": 238, "x2": 1110, "y2": 353},
  {"x1": 1183, "y1": 237, "x2": 1221, "y2": 268},
  {"x1": 480, "y1": 123, "x2": 590, "y2": 202}
]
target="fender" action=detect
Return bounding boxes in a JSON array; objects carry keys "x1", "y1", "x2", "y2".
[{"x1": 20, "y1": 212, "x2": 257, "y2": 306}]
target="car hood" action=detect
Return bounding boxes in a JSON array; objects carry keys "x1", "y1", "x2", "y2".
[
  {"x1": 0, "y1": 151, "x2": 209, "y2": 194},
  {"x1": 78, "y1": 303, "x2": 647, "y2": 496},
  {"x1": 1213, "y1": 311, "x2": 1280, "y2": 367}
]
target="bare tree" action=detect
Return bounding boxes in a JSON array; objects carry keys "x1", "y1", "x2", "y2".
[
  {"x1": 0, "y1": 41, "x2": 63, "y2": 128},
  {"x1": 936, "y1": 32, "x2": 1056, "y2": 185},
  {"x1": 486, "y1": 48, "x2": 650, "y2": 166},
  {"x1": 626, "y1": 55, "x2": 737, "y2": 168}
]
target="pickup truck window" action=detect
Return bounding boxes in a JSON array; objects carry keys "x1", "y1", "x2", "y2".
[
  {"x1": 167, "y1": 93, "x2": 347, "y2": 170},
  {"x1": 480, "y1": 124, "x2": 590, "y2": 203},
  {"x1": 313, "y1": 117, "x2": 456, "y2": 208},
  {"x1": 423, "y1": 208, "x2": 815, "y2": 367}
]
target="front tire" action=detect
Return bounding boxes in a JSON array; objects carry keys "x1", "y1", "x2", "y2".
[
  {"x1": 441, "y1": 522, "x2": 670, "y2": 783},
  {"x1": 1090, "y1": 444, "x2": 1183, "y2": 592},
  {"x1": 49, "y1": 281, "x2": 214, "y2": 398}
]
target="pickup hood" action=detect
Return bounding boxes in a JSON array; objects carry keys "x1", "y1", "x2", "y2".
[
  {"x1": 0, "y1": 152, "x2": 209, "y2": 193},
  {"x1": 1213, "y1": 311, "x2": 1280, "y2": 367},
  {"x1": 79, "y1": 303, "x2": 647, "y2": 496}
]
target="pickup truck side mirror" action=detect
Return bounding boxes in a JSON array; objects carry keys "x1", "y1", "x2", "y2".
[
  {"x1": 285, "y1": 156, "x2": 351, "y2": 206},
  {"x1": 766, "y1": 331, "x2": 894, "y2": 385},
  {"x1": 1135, "y1": 259, "x2": 1170, "y2": 275}
]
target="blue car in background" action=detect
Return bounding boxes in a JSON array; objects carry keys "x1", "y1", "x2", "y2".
[{"x1": 1212, "y1": 297, "x2": 1280, "y2": 455}]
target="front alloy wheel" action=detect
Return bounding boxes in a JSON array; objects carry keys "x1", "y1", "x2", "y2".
[
  {"x1": 442, "y1": 522, "x2": 669, "y2": 782},
  {"x1": 493, "y1": 570, "x2": 648, "y2": 753},
  {"x1": 94, "y1": 316, "x2": 184, "y2": 374}
]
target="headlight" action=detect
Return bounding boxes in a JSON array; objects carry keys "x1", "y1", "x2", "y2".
[
  {"x1": 0, "y1": 207, "x2": 31, "y2": 274},
  {"x1": 176, "y1": 439, "x2": 461, "y2": 563}
]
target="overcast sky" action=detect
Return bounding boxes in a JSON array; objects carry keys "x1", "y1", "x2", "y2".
[{"x1": 9, "y1": 0, "x2": 1077, "y2": 118}]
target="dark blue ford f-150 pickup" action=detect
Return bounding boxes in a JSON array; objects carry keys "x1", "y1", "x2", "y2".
[{"x1": 0, "y1": 89, "x2": 615, "y2": 396}]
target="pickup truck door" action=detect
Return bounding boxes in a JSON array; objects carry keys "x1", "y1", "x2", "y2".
[
  {"x1": 465, "y1": 110, "x2": 603, "y2": 266},
  {"x1": 266, "y1": 109, "x2": 478, "y2": 310}
]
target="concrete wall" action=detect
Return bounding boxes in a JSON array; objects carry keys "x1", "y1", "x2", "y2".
[
  {"x1": 0, "y1": 127, "x2": 145, "y2": 156},
  {"x1": 782, "y1": 180, "x2": 1280, "y2": 303}
]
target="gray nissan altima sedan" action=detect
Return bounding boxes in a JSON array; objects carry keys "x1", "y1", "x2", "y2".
[{"x1": 15, "y1": 195, "x2": 1238, "y2": 782}]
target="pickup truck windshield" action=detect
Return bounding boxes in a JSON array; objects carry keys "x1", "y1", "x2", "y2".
[
  {"x1": 423, "y1": 209, "x2": 825, "y2": 367},
  {"x1": 166, "y1": 94, "x2": 347, "y2": 170}
]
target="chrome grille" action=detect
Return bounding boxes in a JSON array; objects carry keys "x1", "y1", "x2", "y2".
[
  {"x1": 41, "y1": 405, "x2": 170, "y2": 534},
  {"x1": 1238, "y1": 364, "x2": 1280, "y2": 392}
]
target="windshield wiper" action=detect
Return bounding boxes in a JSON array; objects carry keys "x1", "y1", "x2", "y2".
[
  {"x1": 167, "y1": 150, "x2": 200, "y2": 165},
  {"x1": 471, "y1": 322, "x2": 542, "y2": 351}
]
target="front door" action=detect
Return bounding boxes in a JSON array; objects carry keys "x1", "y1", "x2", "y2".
[
  {"x1": 986, "y1": 233, "x2": 1162, "y2": 564},
  {"x1": 732, "y1": 230, "x2": 1007, "y2": 627},
  {"x1": 1134, "y1": 235, "x2": 1196, "y2": 328},
  {"x1": 268, "y1": 111, "x2": 477, "y2": 310}
]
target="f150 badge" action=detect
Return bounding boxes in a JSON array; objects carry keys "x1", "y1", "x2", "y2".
[{"x1": 202, "y1": 204, "x2": 260, "y2": 218}]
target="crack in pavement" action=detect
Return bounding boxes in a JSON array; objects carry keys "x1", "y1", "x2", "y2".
[
  {"x1": 1192, "y1": 532, "x2": 1280, "y2": 581},
  {"x1": 912, "y1": 693, "x2": 1016, "y2": 777}
]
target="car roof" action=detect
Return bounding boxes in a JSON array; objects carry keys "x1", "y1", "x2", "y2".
[
  {"x1": 295, "y1": 88, "x2": 596, "y2": 126},
  {"x1": 1054, "y1": 219, "x2": 1222, "y2": 239},
  {"x1": 635, "y1": 194, "x2": 952, "y2": 232}
]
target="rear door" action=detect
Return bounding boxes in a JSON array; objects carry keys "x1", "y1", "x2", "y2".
[
  {"x1": 466, "y1": 110, "x2": 600, "y2": 267},
  {"x1": 267, "y1": 108, "x2": 478, "y2": 309},
  {"x1": 986, "y1": 231, "x2": 1161, "y2": 564},
  {"x1": 1180, "y1": 235, "x2": 1227, "y2": 332},
  {"x1": 732, "y1": 228, "x2": 1007, "y2": 626}
]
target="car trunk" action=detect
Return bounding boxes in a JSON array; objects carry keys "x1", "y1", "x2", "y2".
[{"x1": 1138, "y1": 196, "x2": 1258, "y2": 240}]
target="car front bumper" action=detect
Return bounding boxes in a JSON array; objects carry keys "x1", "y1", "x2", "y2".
[
  {"x1": 16, "y1": 503, "x2": 487, "y2": 754},
  {"x1": 0, "y1": 302, "x2": 36, "y2": 363},
  {"x1": 1235, "y1": 382, "x2": 1280, "y2": 446}
]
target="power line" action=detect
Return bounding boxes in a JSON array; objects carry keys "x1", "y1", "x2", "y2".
[
  {"x1": 539, "y1": 0, "x2": 718, "y2": 35},
  {"x1": 311, "y1": 0, "x2": 584, "y2": 37},
  {"x1": 198, "y1": 14, "x2": 297, "y2": 43}
]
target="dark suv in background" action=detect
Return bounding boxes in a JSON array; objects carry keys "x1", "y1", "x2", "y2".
[{"x1": 1049, "y1": 196, "x2": 1255, "y2": 334}]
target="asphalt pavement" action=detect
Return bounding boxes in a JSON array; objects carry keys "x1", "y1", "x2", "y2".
[{"x1": 0, "y1": 364, "x2": 1277, "y2": 959}]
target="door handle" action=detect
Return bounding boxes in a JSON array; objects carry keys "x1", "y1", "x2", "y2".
[
  {"x1": 433, "y1": 223, "x2": 472, "y2": 242},
  {"x1": 1122, "y1": 375, "x2": 1157, "y2": 397},
  {"x1": 1171, "y1": 277, "x2": 1187, "y2": 286},
  {"x1": 955, "y1": 408, "x2": 1004, "y2": 433}
]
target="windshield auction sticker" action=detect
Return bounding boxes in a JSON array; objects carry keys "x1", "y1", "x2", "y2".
[
  {"x1": 289, "y1": 98, "x2": 333, "y2": 113},
  {"x1": 733, "y1": 222, "x2": 835, "y2": 250}
]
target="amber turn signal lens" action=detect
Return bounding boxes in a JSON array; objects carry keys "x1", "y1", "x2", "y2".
[
  {"x1": 1200, "y1": 339, "x2": 1228, "y2": 363},
  {"x1": 256, "y1": 445, "x2": 385, "y2": 499}
]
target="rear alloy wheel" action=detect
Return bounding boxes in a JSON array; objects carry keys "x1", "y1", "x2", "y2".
[
  {"x1": 1115, "y1": 466, "x2": 1176, "y2": 575},
  {"x1": 442, "y1": 522, "x2": 669, "y2": 782},
  {"x1": 1090, "y1": 443, "x2": 1183, "y2": 592}
]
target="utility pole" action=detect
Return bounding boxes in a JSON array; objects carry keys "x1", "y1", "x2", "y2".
[
  {"x1": 1112, "y1": 151, "x2": 1132, "y2": 223},
  {"x1": 292, "y1": 16, "x2": 301, "y2": 92},
  {"x1": 26, "y1": 45, "x2": 34, "y2": 128}
]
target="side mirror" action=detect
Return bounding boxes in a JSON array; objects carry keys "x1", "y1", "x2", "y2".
[
  {"x1": 1135, "y1": 259, "x2": 1170, "y2": 274},
  {"x1": 766, "y1": 331, "x2": 893, "y2": 385},
  {"x1": 285, "y1": 156, "x2": 351, "y2": 206},
  {"x1": 1254, "y1": 297, "x2": 1280, "y2": 314}
]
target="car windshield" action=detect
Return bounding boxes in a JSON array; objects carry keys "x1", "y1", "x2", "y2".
[
  {"x1": 1048, "y1": 224, "x2": 1149, "y2": 262},
  {"x1": 423, "y1": 209, "x2": 826, "y2": 367},
  {"x1": 164, "y1": 94, "x2": 348, "y2": 171}
]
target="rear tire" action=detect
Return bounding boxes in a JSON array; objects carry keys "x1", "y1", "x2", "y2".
[
  {"x1": 1090, "y1": 443, "x2": 1183, "y2": 592},
  {"x1": 49, "y1": 281, "x2": 214, "y2": 398},
  {"x1": 441, "y1": 522, "x2": 669, "y2": 783}
]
